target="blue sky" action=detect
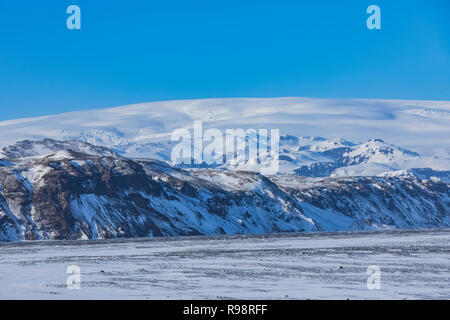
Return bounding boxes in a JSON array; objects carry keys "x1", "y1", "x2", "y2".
[{"x1": 0, "y1": 0, "x2": 449, "y2": 120}]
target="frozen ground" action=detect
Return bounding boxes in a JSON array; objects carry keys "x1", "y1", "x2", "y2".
[{"x1": 0, "y1": 229, "x2": 449, "y2": 300}]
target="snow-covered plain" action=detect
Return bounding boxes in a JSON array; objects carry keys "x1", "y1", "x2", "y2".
[{"x1": 0, "y1": 229, "x2": 449, "y2": 300}]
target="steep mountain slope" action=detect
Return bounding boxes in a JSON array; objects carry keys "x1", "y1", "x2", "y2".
[
  {"x1": 272, "y1": 175, "x2": 450, "y2": 231},
  {"x1": 0, "y1": 140, "x2": 315, "y2": 241},
  {"x1": 0, "y1": 140, "x2": 448, "y2": 241}
]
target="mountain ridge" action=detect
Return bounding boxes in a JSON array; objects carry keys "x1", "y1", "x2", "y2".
[
  {"x1": 0, "y1": 97, "x2": 448, "y2": 241},
  {"x1": 0, "y1": 139, "x2": 448, "y2": 242}
]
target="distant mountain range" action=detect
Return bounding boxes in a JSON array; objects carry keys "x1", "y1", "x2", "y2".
[{"x1": 0, "y1": 98, "x2": 449, "y2": 241}]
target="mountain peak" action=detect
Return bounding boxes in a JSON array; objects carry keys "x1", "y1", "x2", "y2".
[{"x1": 1, "y1": 139, "x2": 121, "y2": 160}]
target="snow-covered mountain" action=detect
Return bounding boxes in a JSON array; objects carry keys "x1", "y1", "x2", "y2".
[
  {"x1": 0, "y1": 98, "x2": 449, "y2": 241},
  {"x1": 0, "y1": 139, "x2": 449, "y2": 241},
  {"x1": 220, "y1": 135, "x2": 449, "y2": 180},
  {"x1": 0, "y1": 97, "x2": 448, "y2": 178},
  {"x1": 0, "y1": 98, "x2": 448, "y2": 154}
]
